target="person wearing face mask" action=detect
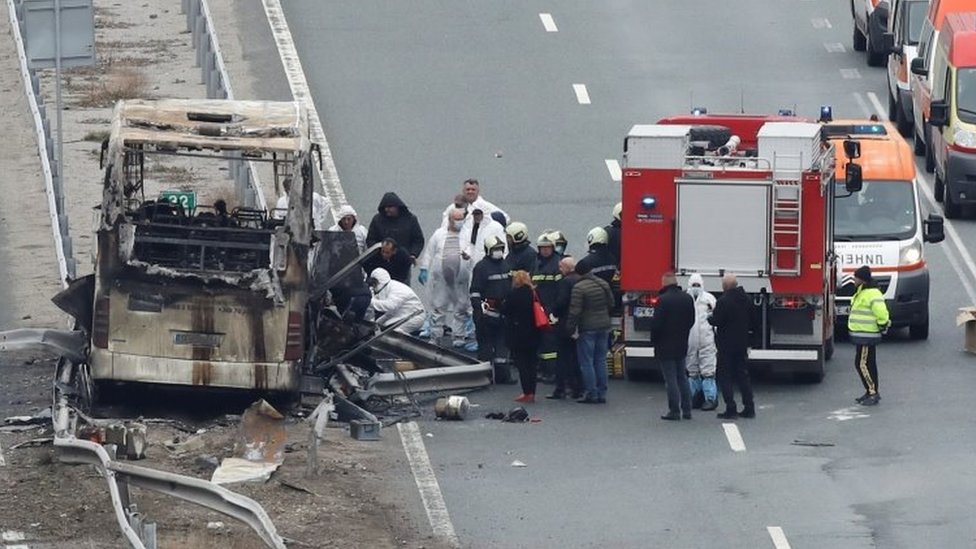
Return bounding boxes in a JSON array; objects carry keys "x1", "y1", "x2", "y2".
[
  {"x1": 685, "y1": 273, "x2": 719, "y2": 411},
  {"x1": 367, "y1": 267, "x2": 426, "y2": 334},
  {"x1": 418, "y1": 209, "x2": 473, "y2": 347},
  {"x1": 459, "y1": 207, "x2": 506, "y2": 264},
  {"x1": 504, "y1": 222, "x2": 537, "y2": 275},
  {"x1": 548, "y1": 230, "x2": 569, "y2": 257},
  {"x1": 532, "y1": 233, "x2": 563, "y2": 383},
  {"x1": 470, "y1": 235, "x2": 515, "y2": 384}
]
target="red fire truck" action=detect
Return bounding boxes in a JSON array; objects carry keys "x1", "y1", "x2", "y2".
[{"x1": 619, "y1": 113, "x2": 854, "y2": 382}]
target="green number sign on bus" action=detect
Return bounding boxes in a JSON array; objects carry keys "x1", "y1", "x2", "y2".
[{"x1": 160, "y1": 191, "x2": 197, "y2": 214}]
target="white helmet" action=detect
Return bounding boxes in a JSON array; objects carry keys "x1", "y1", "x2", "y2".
[
  {"x1": 505, "y1": 221, "x2": 529, "y2": 245},
  {"x1": 587, "y1": 227, "x2": 609, "y2": 246},
  {"x1": 536, "y1": 233, "x2": 555, "y2": 247},
  {"x1": 484, "y1": 234, "x2": 506, "y2": 254},
  {"x1": 612, "y1": 202, "x2": 622, "y2": 221}
]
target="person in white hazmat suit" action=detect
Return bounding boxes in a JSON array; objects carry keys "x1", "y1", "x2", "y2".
[
  {"x1": 367, "y1": 267, "x2": 426, "y2": 334},
  {"x1": 419, "y1": 209, "x2": 473, "y2": 347},
  {"x1": 459, "y1": 207, "x2": 506, "y2": 264},
  {"x1": 328, "y1": 204, "x2": 368, "y2": 254},
  {"x1": 686, "y1": 273, "x2": 719, "y2": 411}
]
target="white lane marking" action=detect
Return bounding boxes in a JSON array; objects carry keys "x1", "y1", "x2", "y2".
[
  {"x1": 811, "y1": 18, "x2": 832, "y2": 29},
  {"x1": 2, "y1": 531, "x2": 26, "y2": 542},
  {"x1": 853, "y1": 92, "x2": 871, "y2": 117},
  {"x1": 840, "y1": 68, "x2": 862, "y2": 80},
  {"x1": 398, "y1": 422, "x2": 460, "y2": 548},
  {"x1": 573, "y1": 84, "x2": 591, "y2": 105},
  {"x1": 539, "y1": 13, "x2": 558, "y2": 32},
  {"x1": 861, "y1": 94, "x2": 976, "y2": 303},
  {"x1": 866, "y1": 92, "x2": 887, "y2": 117},
  {"x1": 262, "y1": 0, "x2": 347, "y2": 223},
  {"x1": 605, "y1": 159, "x2": 622, "y2": 182},
  {"x1": 824, "y1": 42, "x2": 846, "y2": 53},
  {"x1": 828, "y1": 406, "x2": 870, "y2": 421},
  {"x1": 767, "y1": 526, "x2": 793, "y2": 549},
  {"x1": 0, "y1": 439, "x2": 5, "y2": 467},
  {"x1": 722, "y1": 423, "x2": 746, "y2": 452}
]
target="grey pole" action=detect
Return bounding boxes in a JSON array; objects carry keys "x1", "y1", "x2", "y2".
[{"x1": 53, "y1": 0, "x2": 64, "y2": 210}]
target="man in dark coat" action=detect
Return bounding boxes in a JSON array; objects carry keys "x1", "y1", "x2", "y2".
[
  {"x1": 363, "y1": 238, "x2": 413, "y2": 284},
  {"x1": 532, "y1": 234, "x2": 563, "y2": 382},
  {"x1": 470, "y1": 235, "x2": 514, "y2": 384},
  {"x1": 547, "y1": 256, "x2": 583, "y2": 399},
  {"x1": 651, "y1": 271, "x2": 696, "y2": 420},
  {"x1": 708, "y1": 273, "x2": 756, "y2": 419},
  {"x1": 366, "y1": 192, "x2": 425, "y2": 261}
]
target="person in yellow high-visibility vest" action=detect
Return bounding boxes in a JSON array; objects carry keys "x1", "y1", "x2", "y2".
[{"x1": 848, "y1": 265, "x2": 890, "y2": 406}]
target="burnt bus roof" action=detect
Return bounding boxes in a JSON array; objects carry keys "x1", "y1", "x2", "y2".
[{"x1": 110, "y1": 99, "x2": 311, "y2": 154}]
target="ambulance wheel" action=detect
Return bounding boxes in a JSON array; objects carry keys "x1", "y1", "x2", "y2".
[
  {"x1": 909, "y1": 318, "x2": 929, "y2": 340},
  {"x1": 887, "y1": 89, "x2": 897, "y2": 122},
  {"x1": 866, "y1": 32, "x2": 885, "y2": 67},
  {"x1": 853, "y1": 26, "x2": 867, "y2": 52},
  {"x1": 934, "y1": 173, "x2": 945, "y2": 202},
  {"x1": 914, "y1": 129, "x2": 925, "y2": 156},
  {"x1": 924, "y1": 129, "x2": 936, "y2": 173},
  {"x1": 944, "y1": 178, "x2": 962, "y2": 219},
  {"x1": 688, "y1": 125, "x2": 732, "y2": 149},
  {"x1": 895, "y1": 100, "x2": 913, "y2": 137}
]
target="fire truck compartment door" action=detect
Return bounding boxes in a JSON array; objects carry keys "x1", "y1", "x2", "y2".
[{"x1": 676, "y1": 181, "x2": 770, "y2": 275}]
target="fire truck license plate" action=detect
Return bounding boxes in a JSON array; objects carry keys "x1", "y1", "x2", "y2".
[
  {"x1": 634, "y1": 307, "x2": 655, "y2": 318},
  {"x1": 835, "y1": 304, "x2": 850, "y2": 316}
]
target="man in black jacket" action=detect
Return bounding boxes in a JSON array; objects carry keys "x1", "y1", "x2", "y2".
[
  {"x1": 651, "y1": 272, "x2": 696, "y2": 420},
  {"x1": 547, "y1": 256, "x2": 582, "y2": 399},
  {"x1": 532, "y1": 234, "x2": 563, "y2": 383},
  {"x1": 363, "y1": 238, "x2": 413, "y2": 284},
  {"x1": 708, "y1": 274, "x2": 756, "y2": 419},
  {"x1": 366, "y1": 192, "x2": 426, "y2": 263},
  {"x1": 470, "y1": 235, "x2": 515, "y2": 384}
]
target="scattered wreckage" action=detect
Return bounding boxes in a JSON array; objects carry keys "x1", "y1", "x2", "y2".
[{"x1": 0, "y1": 99, "x2": 491, "y2": 548}]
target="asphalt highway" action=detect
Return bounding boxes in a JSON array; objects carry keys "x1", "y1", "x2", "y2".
[{"x1": 263, "y1": 1, "x2": 976, "y2": 547}]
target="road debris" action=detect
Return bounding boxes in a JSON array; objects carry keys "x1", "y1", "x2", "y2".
[
  {"x1": 791, "y1": 440, "x2": 836, "y2": 447},
  {"x1": 212, "y1": 400, "x2": 286, "y2": 484},
  {"x1": 511, "y1": 460, "x2": 527, "y2": 468},
  {"x1": 434, "y1": 395, "x2": 471, "y2": 420}
]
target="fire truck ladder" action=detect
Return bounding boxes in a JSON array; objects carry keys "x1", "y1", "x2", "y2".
[{"x1": 770, "y1": 154, "x2": 803, "y2": 277}]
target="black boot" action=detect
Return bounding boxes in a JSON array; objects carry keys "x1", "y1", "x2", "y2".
[
  {"x1": 716, "y1": 408, "x2": 738, "y2": 420},
  {"x1": 739, "y1": 406, "x2": 756, "y2": 419}
]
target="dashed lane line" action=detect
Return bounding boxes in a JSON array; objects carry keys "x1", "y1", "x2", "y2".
[
  {"x1": 573, "y1": 84, "x2": 591, "y2": 105},
  {"x1": 811, "y1": 17, "x2": 832, "y2": 29},
  {"x1": 824, "y1": 42, "x2": 846, "y2": 53},
  {"x1": 722, "y1": 423, "x2": 746, "y2": 452},
  {"x1": 767, "y1": 526, "x2": 793, "y2": 549},
  {"x1": 858, "y1": 91, "x2": 976, "y2": 304},
  {"x1": 840, "y1": 68, "x2": 862, "y2": 79},
  {"x1": 852, "y1": 91, "x2": 871, "y2": 116},
  {"x1": 866, "y1": 92, "x2": 887, "y2": 118},
  {"x1": 539, "y1": 13, "x2": 558, "y2": 32},
  {"x1": 398, "y1": 422, "x2": 460, "y2": 548},
  {"x1": 605, "y1": 159, "x2": 621, "y2": 182}
]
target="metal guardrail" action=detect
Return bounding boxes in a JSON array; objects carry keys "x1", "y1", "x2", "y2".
[
  {"x1": 8, "y1": 0, "x2": 74, "y2": 283},
  {"x1": 181, "y1": 0, "x2": 267, "y2": 211}
]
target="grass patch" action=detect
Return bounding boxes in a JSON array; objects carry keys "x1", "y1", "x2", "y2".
[{"x1": 76, "y1": 67, "x2": 149, "y2": 108}]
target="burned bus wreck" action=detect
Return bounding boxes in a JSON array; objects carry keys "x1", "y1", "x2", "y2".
[{"x1": 86, "y1": 99, "x2": 316, "y2": 393}]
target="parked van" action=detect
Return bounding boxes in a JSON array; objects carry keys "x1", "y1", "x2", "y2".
[
  {"x1": 823, "y1": 120, "x2": 945, "y2": 339},
  {"x1": 909, "y1": 0, "x2": 976, "y2": 170},
  {"x1": 882, "y1": 0, "x2": 930, "y2": 135},
  {"x1": 928, "y1": 12, "x2": 976, "y2": 217}
]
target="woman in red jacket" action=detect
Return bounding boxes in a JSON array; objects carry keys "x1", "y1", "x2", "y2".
[{"x1": 503, "y1": 270, "x2": 541, "y2": 403}]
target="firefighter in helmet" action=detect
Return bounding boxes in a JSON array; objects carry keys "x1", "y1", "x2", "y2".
[
  {"x1": 548, "y1": 229, "x2": 569, "y2": 257},
  {"x1": 533, "y1": 232, "x2": 563, "y2": 382},
  {"x1": 578, "y1": 226, "x2": 622, "y2": 316},
  {"x1": 505, "y1": 221, "x2": 537, "y2": 274},
  {"x1": 470, "y1": 235, "x2": 515, "y2": 384},
  {"x1": 605, "y1": 202, "x2": 622, "y2": 267}
]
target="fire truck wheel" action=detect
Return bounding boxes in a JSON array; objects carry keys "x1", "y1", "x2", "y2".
[
  {"x1": 852, "y1": 25, "x2": 867, "y2": 52},
  {"x1": 688, "y1": 125, "x2": 732, "y2": 149},
  {"x1": 909, "y1": 319, "x2": 929, "y2": 340}
]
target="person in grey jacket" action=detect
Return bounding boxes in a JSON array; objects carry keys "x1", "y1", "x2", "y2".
[{"x1": 565, "y1": 262, "x2": 614, "y2": 404}]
